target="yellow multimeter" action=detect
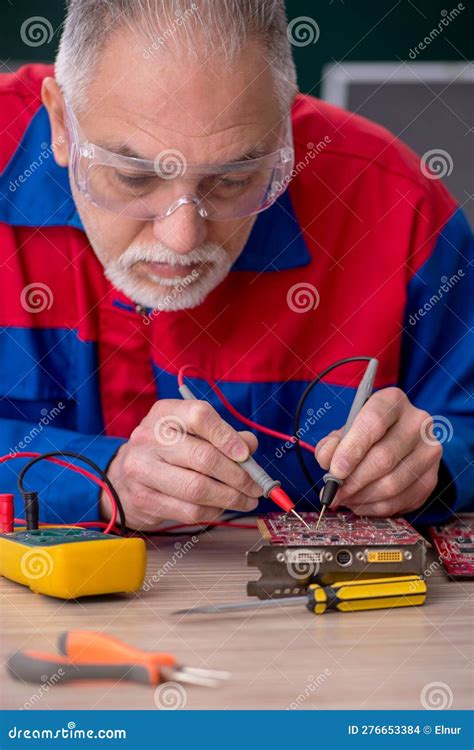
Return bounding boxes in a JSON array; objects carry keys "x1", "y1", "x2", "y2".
[{"x1": 0, "y1": 526, "x2": 146, "y2": 599}]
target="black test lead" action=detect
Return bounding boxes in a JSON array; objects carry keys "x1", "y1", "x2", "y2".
[{"x1": 315, "y1": 358, "x2": 379, "y2": 530}]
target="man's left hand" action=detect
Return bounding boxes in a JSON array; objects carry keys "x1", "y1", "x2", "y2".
[{"x1": 314, "y1": 387, "x2": 443, "y2": 516}]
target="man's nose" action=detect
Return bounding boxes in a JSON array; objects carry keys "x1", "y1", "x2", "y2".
[{"x1": 152, "y1": 200, "x2": 207, "y2": 255}]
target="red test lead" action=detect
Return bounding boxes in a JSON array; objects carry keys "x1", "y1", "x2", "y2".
[{"x1": 178, "y1": 381, "x2": 310, "y2": 530}]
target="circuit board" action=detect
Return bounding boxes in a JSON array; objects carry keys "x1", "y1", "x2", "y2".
[
  {"x1": 247, "y1": 512, "x2": 427, "y2": 600},
  {"x1": 258, "y1": 511, "x2": 423, "y2": 546},
  {"x1": 428, "y1": 514, "x2": 474, "y2": 578}
]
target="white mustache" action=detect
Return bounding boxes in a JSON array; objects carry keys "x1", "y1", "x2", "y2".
[
  {"x1": 104, "y1": 239, "x2": 234, "y2": 310},
  {"x1": 116, "y1": 242, "x2": 227, "y2": 271}
]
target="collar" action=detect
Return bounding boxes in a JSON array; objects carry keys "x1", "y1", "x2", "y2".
[{"x1": 0, "y1": 105, "x2": 310, "y2": 271}]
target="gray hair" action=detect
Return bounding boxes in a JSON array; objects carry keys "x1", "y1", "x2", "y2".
[{"x1": 55, "y1": 0, "x2": 298, "y2": 114}]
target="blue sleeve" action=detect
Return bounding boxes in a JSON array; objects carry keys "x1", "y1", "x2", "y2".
[
  {"x1": 400, "y1": 208, "x2": 474, "y2": 524},
  {"x1": 0, "y1": 417, "x2": 126, "y2": 524}
]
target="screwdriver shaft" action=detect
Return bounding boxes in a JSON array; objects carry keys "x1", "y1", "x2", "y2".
[{"x1": 176, "y1": 595, "x2": 306, "y2": 615}]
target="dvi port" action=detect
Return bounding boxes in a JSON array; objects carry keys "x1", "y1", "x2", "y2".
[
  {"x1": 366, "y1": 549, "x2": 403, "y2": 563},
  {"x1": 286, "y1": 550, "x2": 323, "y2": 564}
]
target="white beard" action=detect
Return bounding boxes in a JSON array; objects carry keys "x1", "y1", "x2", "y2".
[{"x1": 104, "y1": 242, "x2": 233, "y2": 311}]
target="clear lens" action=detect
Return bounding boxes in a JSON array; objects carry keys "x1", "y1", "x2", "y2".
[
  {"x1": 76, "y1": 157, "x2": 288, "y2": 220},
  {"x1": 67, "y1": 99, "x2": 294, "y2": 220}
]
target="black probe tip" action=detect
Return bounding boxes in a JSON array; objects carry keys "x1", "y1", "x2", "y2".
[{"x1": 320, "y1": 478, "x2": 340, "y2": 509}]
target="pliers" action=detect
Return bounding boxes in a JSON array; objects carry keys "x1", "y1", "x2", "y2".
[{"x1": 7, "y1": 630, "x2": 230, "y2": 688}]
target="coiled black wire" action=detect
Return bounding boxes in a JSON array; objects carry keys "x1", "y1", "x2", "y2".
[{"x1": 17, "y1": 451, "x2": 127, "y2": 536}]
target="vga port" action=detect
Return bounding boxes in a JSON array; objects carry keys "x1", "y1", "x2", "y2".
[{"x1": 366, "y1": 549, "x2": 403, "y2": 563}]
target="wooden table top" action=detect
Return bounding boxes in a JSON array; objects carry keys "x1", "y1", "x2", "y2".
[{"x1": 1, "y1": 527, "x2": 472, "y2": 710}]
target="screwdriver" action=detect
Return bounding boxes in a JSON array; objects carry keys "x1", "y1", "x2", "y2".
[
  {"x1": 179, "y1": 381, "x2": 310, "y2": 529},
  {"x1": 7, "y1": 630, "x2": 230, "y2": 687},
  {"x1": 316, "y1": 358, "x2": 379, "y2": 530},
  {"x1": 175, "y1": 575, "x2": 427, "y2": 615}
]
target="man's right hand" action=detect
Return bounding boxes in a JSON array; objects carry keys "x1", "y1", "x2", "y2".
[{"x1": 100, "y1": 399, "x2": 262, "y2": 530}]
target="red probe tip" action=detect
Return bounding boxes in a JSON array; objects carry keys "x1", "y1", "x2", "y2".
[{"x1": 268, "y1": 487, "x2": 294, "y2": 513}]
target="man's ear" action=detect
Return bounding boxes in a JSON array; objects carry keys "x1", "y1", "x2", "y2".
[{"x1": 41, "y1": 77, "x2": 69, "y2": 168}]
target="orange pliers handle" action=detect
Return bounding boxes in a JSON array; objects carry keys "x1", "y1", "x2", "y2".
[{"x1": 8, "y1": 630, "x2": 176, "y2": 685}]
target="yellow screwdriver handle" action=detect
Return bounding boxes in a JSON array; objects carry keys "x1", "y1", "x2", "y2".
[{"x1": 307, "y1": 575, "x2": 427, "y2": 614}]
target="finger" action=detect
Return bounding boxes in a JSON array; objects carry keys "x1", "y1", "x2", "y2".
[
  {"x1": 130, "y1": 456, "x2": 259, "y2": 511},
  {"x1": 314, "y1": 429, "x2": 342, "y2": 469},
  {"x1": 335, "y1": 443, "x2": 440, "y2": 510},
  {"x1": 156, "y1": 434, "x2": 262, "y2": 497},
  {"x1": 239, "y1": 430, "x2": 258, "y2": 455},
  {"x1": 153, "y1": 400, "x2": 251, "y2": 461},
  {"x1": 316, "y1": 437, "x2": 340, "y2": 471},
  {"x1": 335, "y1": 409, "x2": 427, "y2": 497},
  {"x1": 348, "y1": 466, "x2": 439, "y2": 518},
  {"x1": 329, "y1": 388, "x2": 406, "y2": 480}
]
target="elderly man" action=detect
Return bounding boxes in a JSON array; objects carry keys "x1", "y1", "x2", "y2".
[{"x1": 0, "y1": 1, "x2": 472, "y2": 531}]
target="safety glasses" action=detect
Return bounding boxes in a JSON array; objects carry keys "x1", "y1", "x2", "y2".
[{"x1": 64, "y1": 99, "x2": 295, "y2": 221}]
